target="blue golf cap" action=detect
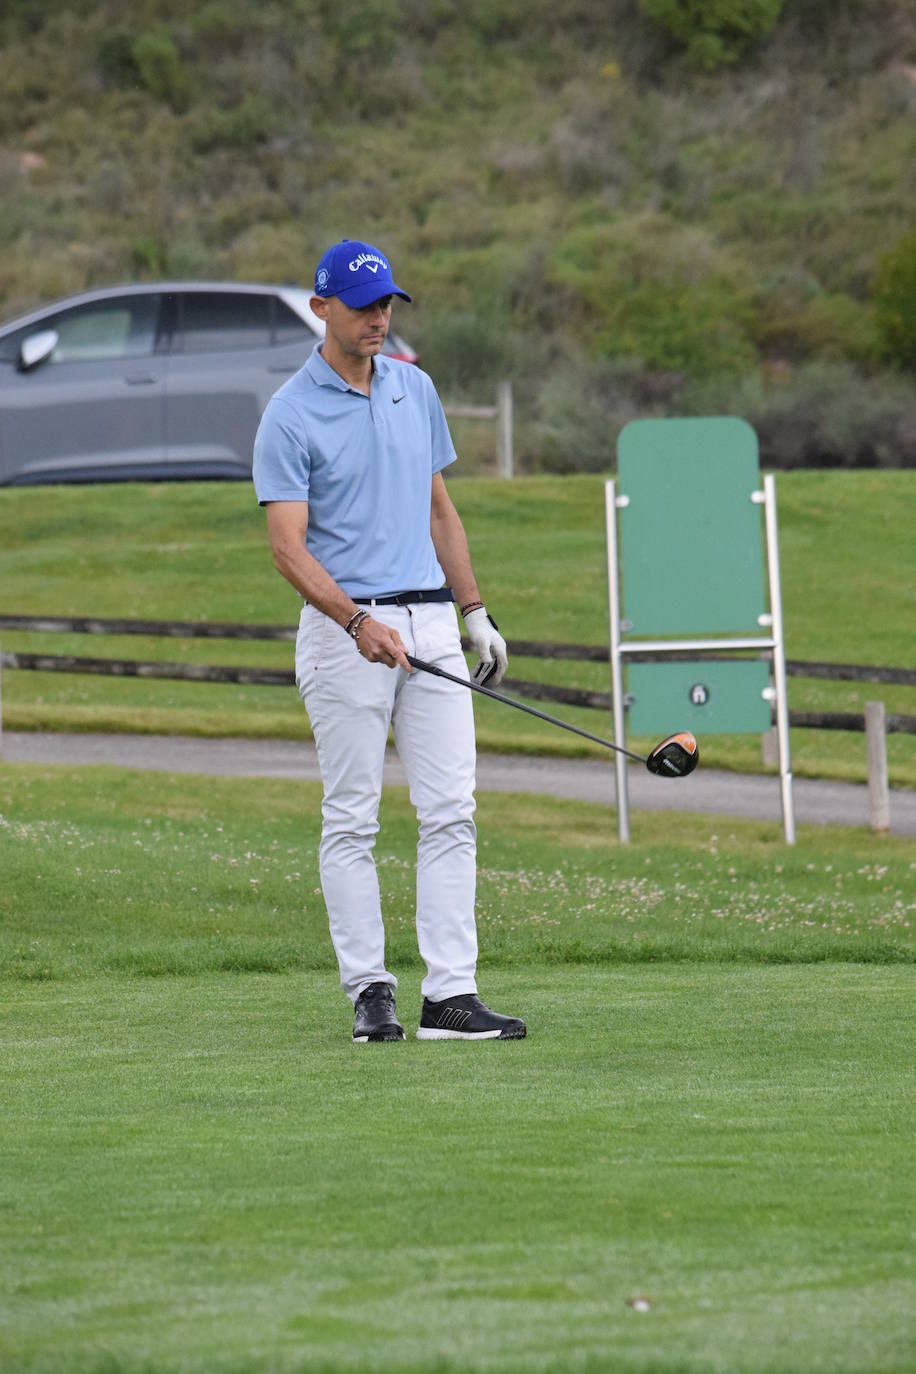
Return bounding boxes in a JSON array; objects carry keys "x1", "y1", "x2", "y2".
[{"x1": 313, "y1": 239, "x2": 412, "y2": 308}]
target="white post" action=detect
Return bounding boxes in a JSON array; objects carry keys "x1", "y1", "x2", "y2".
[
  {"x1": 605, "y1": 481, "x2": 630, "y2": 843},
  {"x1": 497, "y1": 381, "x2": 513, "y2": 479},
  {"x1": 865, "y1": 700, "x2": 890, "y2": 832},
  {"x1": 763, "y1": 474, "x2": 796, "y2": 845}
]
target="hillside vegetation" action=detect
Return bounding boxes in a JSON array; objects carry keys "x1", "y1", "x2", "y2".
[{"x1": 1, "y1": 0, "x2": 915, "y2": 469}]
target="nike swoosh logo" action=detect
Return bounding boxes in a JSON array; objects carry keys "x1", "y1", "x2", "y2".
[{"x1": 392, "y1": 395, "x2": 406, "y2": 404}]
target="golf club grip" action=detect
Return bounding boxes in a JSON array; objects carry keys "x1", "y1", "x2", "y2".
[{"x1": 405, "y1": 655, "x2": 646, "y2": 761}]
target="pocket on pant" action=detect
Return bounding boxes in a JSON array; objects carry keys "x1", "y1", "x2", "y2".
[
  {"x1": 422, "y1": 602, "x2": 466, "y2": 674},
  {"x1": 295, "y1": 605, "x2": 330, "y2": 691}
]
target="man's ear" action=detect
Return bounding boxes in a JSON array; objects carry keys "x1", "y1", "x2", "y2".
[{"x1": 310, "y1": 296, "x2": 329, "y2": 321}]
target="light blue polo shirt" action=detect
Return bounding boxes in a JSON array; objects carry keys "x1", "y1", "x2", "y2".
[{"x1": 253, "y1": 345, "x2": 457, "y2": 598}]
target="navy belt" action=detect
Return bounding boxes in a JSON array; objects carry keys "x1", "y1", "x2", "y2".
[{"x1": 353, "y1": 587, "x2": 453, "y2": 606}]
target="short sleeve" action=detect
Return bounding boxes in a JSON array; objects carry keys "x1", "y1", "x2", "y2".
[
  {"x1": 252, "y1": 398, "x2": 311, "y2": 505},
  {"x1": 423, "y1": 373, "x2": 458, "y2": 475}
]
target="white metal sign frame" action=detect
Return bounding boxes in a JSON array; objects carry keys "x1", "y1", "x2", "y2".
[{"x1": 605, "y1": 472, "x2": 796, "y2": 845}]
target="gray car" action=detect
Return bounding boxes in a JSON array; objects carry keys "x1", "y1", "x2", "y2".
[{"x1": 0, "y1": 282, "x2": 417, "y2": 485}]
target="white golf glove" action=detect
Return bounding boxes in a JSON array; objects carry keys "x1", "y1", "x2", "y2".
[{"x1": 463, "y1": 606, "x2": 508, "y2": 687}]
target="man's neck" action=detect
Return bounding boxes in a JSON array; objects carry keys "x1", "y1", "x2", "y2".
[{"x1": 319, "y1": 341, "x2": 374, "y2": 396}]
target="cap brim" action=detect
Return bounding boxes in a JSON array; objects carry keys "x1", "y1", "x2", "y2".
[{"x1": 335, "y1": 280, "x2": 412, "y2": 307}]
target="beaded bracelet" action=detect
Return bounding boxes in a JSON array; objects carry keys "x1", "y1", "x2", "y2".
[{"x1": 347, "y1": 609, "x2": 370, "y2": 641}]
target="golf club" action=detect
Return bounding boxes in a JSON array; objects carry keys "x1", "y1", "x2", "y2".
[{"x1": 406, "y1": 655, "x2": 699, "y2": 778}]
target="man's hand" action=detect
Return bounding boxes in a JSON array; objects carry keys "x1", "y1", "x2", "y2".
[
  {"x1": 354, "y1": 616, "x2": 412, "y2": 672},
  {"x1": 463, "y1": 607, "x2": 508, "y2": 687}
]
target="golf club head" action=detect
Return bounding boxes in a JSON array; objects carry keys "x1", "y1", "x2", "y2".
[{"x1": 645, "y1": 731, "x2": 699, "y2": 778}]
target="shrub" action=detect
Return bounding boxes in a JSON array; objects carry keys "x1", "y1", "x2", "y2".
[
  {"x1": 96, "y1": 28, "x2": 140, "y2": 89},
  {"x1": 549, "y1": 215, "x2": 758, "y2": 380},
  {"x1": 0, "y1": 2, "x2": 46, "y2": 43},
  {"x1": 188, "y1": 95, "x2": 278, "y2": 152},
  {"x1": 751, "y1": 269, "x2": 878, "y2": 363},
  {"x1": 130, "y1": 29, "x2": 190, "y2": 110},
  {"x1": 413, "y1": 310, "x2": 517, "y2": 396},
  {"x1": 189, "y1": 1, "x2": 253, "y2": 54},
  {"x1": 321, "y1": 0, "x2": 400, "y2": 61},
  {"x1": 166, "y1": 235, "x2": 215, "y2": 279},
  {"x1": 130, "y1": 235, "x2": 168, "y2": 275},
  {"x1": 682, "y1": 362, "x2": 916, "y2": 468},
  {"x1": 872, "y1": 230, "x2": 916, "y2": 370},
  {"x1": 464, "y1": 0, "x2": 531, "y2": 41},
  {"x1": 639, "y1": 0, "x2": 784, "y2": 68},
  {"x1": 531, "y1": 355, "x2": 646, "y2": 473},
  {"x1": 228, "y1": 224, "x2": 309, "y2": 283}
]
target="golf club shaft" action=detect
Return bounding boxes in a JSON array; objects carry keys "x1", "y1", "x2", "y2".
[{"x1": 406, "y1": 655, "x2": 647, "y2": 763}]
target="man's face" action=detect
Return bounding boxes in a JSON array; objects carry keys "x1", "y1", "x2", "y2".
[{"x1": 311, "y1": 294, "x2": 393, "y2": 359}]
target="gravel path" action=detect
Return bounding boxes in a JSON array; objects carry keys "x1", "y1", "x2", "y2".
[{"x1": 3, "y1": 730, "x2": 914, "y2": 837}]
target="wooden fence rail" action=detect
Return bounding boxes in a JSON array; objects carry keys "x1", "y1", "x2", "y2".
[
  {"x1": 0, "y1": 614, "x2": 297, "y2": 642},
  {"x1": 445, "y1": 380, "x2": 513, "y2": 479},
  {"x1": 0, "y1": 651, "x2": 295, "y2": 687},
  {"x1": 0, "y1": 616, "x2": 914, "y2": 740},
  {"x1": 1, "y1": 615, "x2": 914, "y2": 687},
  {"x1": 3, "y1": 613, "x2": 911, "y2": 835}
]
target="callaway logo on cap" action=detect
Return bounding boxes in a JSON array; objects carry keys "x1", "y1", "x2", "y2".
[{"x1": 313, "y1": 239, "x2": 412, "y2": 308}]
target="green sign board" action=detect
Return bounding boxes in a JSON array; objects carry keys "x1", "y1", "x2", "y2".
[
  {"x1": 627, "y1": 660, "x2": 772, "y2": 736},
  {"x1": 617, "y1": 417, "x2": 765, "y2": 636}
]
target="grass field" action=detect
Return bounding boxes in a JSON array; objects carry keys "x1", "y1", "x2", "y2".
[
  {"x1": 3, "y1": 768, "x2": 914, "y2": 981},
  {"x1": 1, "y1": 764, "x2": 914, "y2": 1372},
  {"x1": 1, "y1": 472, "x2": 915, "y2": 786}
]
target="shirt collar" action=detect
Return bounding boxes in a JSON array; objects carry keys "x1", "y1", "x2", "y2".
[{"x1": 305, "y1": 342, "x2": 392, "y2": 393}]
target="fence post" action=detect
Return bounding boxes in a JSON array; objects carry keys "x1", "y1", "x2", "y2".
[
  {"x1": 497, "y1": 380, "x2": 513, "y2": 479},
  {"x1": 865, "y1": 699, "x2": 890, "y2": 832},
  {"x1": 761, "y1": 727, "x2": 778, "y2": 767}
]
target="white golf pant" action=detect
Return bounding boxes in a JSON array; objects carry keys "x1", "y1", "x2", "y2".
[{"x1": 295, "y1": 600, "x2": 478, "y2": 1005}]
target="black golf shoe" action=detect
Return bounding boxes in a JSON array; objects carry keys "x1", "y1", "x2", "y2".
[
  {"x1": 416, "y1": 993, "x2": 526, "y2": 1041},
  {"x1": 352, "y1": 982, "x2": 405, "y2": 1043}
]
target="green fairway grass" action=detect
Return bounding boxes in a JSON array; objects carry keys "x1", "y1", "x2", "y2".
[
  {"x1": 2, "y1": 964, "x2": 914, "y2": 1374},
  {"x1": 1, "y1": 473, "x2": 915, "y2": 786},
  {"x1": 1, "y1": 765, "x2": 914, "y2": 1372},
  {"x1": 1, "y1": 766, "x2": 913, "y2": 982}
]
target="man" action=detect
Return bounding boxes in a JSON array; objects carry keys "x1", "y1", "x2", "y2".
[{"x1": 252, "y1": 238, "x2": 526, "y2": 1044}]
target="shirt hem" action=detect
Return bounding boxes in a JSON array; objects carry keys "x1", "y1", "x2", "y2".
[{"x1": 256, "y1": 491, "x2": 310, "y2": 506}]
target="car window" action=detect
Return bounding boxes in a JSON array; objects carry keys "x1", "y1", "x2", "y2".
[
  {"x1": 51, "y1": 297, "x2": 160, "y2": 362},
  {"x1": 273, "y1": 298, "x2": 313, "y2": 345},
  {"x1": 179, "y1": 292, "x2": 271, "y2": 352},
  {"x1": 0, "y1": 296, "x2": 160, "y2": 365}
]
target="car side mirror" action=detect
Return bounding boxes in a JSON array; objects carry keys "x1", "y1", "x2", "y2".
[{"x1": 19, "y1": 329, "x2": 59, "y2": 371}]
